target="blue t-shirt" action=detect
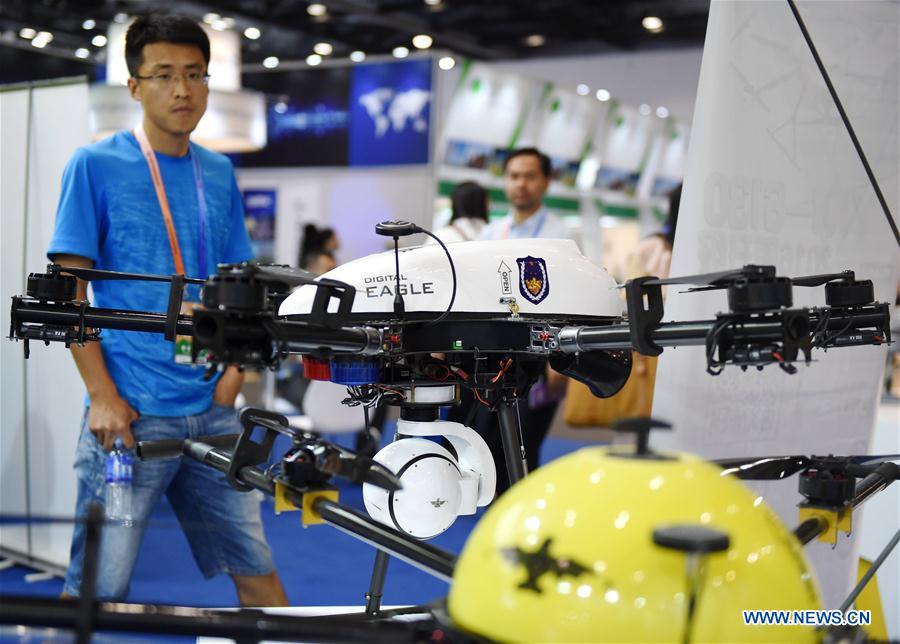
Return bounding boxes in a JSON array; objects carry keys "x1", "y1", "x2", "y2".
[{"x1": 48, "y1": 131, "x2": 253, "y2": 417}]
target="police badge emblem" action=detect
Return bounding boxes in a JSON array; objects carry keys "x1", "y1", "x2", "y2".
[{"x1": 516, "y1": 256, "x2": 549, "y2": 304}]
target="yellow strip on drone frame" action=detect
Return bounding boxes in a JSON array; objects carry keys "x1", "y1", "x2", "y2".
[{"x1": 855, "y1": 557, "x2": 887, "y2": 640}]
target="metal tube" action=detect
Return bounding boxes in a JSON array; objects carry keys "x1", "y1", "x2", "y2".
[
  {"x1": 839, "y1": 529, "x2": 900, "y2": 612},
  {"x1": 365, "y1": 550, "x2": 391, "y2": 615},
  {"x1": 314, "y1": 499, "x2": 457, "y2": 583},
  {"x1": 851, "y1": 462, "x2": 900, "y2": 509},
  {"x1": 275, "y1": 323, "x2": 381, "y2": 355},
  {"x1": 558, "y1": 310, "x2": 888, "y2": 354},
  {"x1": 183, "y1": 442, "x2": 275, "y2": 495},
  {"x1": 0, "y1": 595, "x2": 419, "y2": 643},
  {"x1": 13, "y1": 300, "x2": 381, "y2": 356},
  {"x1": 178, "y1": 442, "x2": 456, "y2": 582},
  {"x1": 14, "y1": 302, "x2": 192, "y2": 336},
  {"x1": 496, "y1": 399, "x2": 528, "y2": 486}
]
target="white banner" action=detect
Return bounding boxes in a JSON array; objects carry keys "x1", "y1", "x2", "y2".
[{"x1": 654, "y1": 0, "x2": 899, "y2": 610}]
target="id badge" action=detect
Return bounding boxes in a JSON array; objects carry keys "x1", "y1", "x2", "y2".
[{"x1": 173, "y1": 301, "x2": 211, "y2": 366}]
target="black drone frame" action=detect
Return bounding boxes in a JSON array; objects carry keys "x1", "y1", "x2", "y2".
[{"x1": 8, "y1": 257, "x2": 892, "y2": 485}]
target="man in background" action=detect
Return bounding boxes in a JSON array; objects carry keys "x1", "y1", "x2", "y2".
[
  {"x1": 460, "y1": 147, "x2": 570, "y2": 490},
  {"x1": 49, "y1": 13, "x2": 287, "y2": 605},
  {"x1": 480, "y1": 147, "x2": 570, "y2": 241}
]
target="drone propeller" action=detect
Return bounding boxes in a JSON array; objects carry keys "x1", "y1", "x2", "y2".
[
  {"x1": 717, "y1": 454, "x2": 900, "y2": 480},
  {"x1": 54, "y1": 264, "x2": 206, "y2": 285},
  {"x1": 640, "y1": 265, "x2": 777, "y2": 288},
  {"x1": 791, "y1": 271, "x2": 855, "y2": 287},
  {"x1": 645, "y1": 267, "x2": 752, "y2": 288}
]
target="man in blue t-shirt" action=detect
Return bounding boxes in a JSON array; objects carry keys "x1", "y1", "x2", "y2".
[{"x1": 48, "y1": 13, "x2": 287, "y2": 605}]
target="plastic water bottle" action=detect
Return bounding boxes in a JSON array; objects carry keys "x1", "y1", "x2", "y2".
[{"x1": 105, "y1": 445, "x2": 133, "y2": 526}]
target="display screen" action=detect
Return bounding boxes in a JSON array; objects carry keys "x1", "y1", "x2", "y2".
[
  {"x1": 238, "y1": 67, "x2": 352, "y2": 167},
  {"x1": 348, "y1": 59, "x2": 433, "y2": 166}
]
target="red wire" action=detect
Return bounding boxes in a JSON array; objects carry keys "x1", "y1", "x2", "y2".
[
  {"x1": 491, "y1": 358, "x2": 513, "y2": 383},
  {"x1": 473, "y1": 389, "x2": 491, "y2": 407}
]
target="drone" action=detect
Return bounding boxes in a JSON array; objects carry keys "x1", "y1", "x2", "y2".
[{"x1": 4, "y1": 222, "x2": 895, "y2": 642}]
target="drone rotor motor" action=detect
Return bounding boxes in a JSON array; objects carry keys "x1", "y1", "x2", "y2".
[{"x1": 26, "y1": 271, "x2": 77, "y2": 302}]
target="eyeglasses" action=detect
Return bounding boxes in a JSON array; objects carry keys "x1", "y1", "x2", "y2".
[{"x1": 133, "y1": 71, "x2": 211, "y2": 87}]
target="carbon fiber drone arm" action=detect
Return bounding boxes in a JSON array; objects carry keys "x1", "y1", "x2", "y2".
[{"x1": 555, "y1": 303, "x2": 889, "y2": 374}]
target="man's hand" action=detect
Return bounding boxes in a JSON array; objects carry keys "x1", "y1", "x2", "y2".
[{"x1": 88, "y1": 392, "x2": 139, "y2": 451}]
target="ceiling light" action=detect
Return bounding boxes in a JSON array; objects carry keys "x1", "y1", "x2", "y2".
[
  {"x1": 642, "y1": 16, "x2": 664, "y2": 32},
  {"x1": 595, "y1": 88, "x2": 610, "y2": 102},
  {"x1": 75, "y1": 47, "x2": 90, "y2": 59},
  {"x1": 438, "y1": 56, "x2": 455, "y2": 70},
  {"x1": 31, "y1": 33, "x2": 52, "y2": 48},
  {"x1": 114, "y1": 13, "x2": 129, "y2": 24},
  {"x1": 221, "y1": 17, "x2": 236, "y2": 28},
  {"x1": 313, "y1": 42, "x2": 333, "y2": 55},
  {"x1": 211, "y1": 19, "x2": 228, "y2": 31},
  {"x1": 350, "y1": 50, "x2": 366, "y2": 62},
  {"x1": 244, "y1": 27, "x2": 261, "y2": 40},
  {"x1": 19, "y1": 27, "x2": 37, "y2": 39},
  {"x1": 656, "y1": 106, "x2": 669, "y2": 118},
  {"x1": 524, "y1": 34, "x2": 545, "y2": 47},
  {"x1": 306, "y1": 53, "x2": 323, "y2": 66},
  {"x1": 274, "y1": 102, "x2": 288, "y2": 114},
  {"x1": 412, "y1": 34, "x2": 433, "y2": 49},
  {"x1": 263, "y1": 56, "x2": 280, "y2": 69},
  {"x1": 203, "y1": 13, "x2": 220, "y2": 25},
  {"x1": 307, "y1": 3, "x2": 327, "y2": 16},
  {"x1": 81, "y1": 19, "x2": 96, "y2": 30},
  {"x1": 31, "y1": 31, "x2": 54, "y2": 48},
  {"x1": 92, "y1": 34, "x2": 107, "y2": 47},
  {"x1": 424, "y1": 0, "x2": 442, "y2": 5},
  {"x1": 639, "y1": 103, "x2": 652, "y2": 116},
  {"x1": 576, "y1": 83, "x2": 590, "y2": 96},
  {"x1": 392, "y1": 46, "x2": 409, "y2": 58}
]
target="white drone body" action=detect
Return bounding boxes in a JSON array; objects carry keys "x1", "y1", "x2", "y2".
[
  {"x1": 280, "y1": 238, "x2": 620, "y2": 539},
  {"x1": 362, "y1": 412, "x2": 497, "y2": 539},
  {"x1": 279, "y1": 238, "x2": 622, "y2": 319}
]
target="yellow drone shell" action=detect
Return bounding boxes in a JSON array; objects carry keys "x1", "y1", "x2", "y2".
[{"x1": 448, "y1": 447, "x2": 821, "y2": 643}]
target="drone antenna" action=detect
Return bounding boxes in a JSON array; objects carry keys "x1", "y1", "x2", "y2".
[
  {"x1": 392, "y1": 236, "x2": 405, "y2": 317},
  {"x1": 375, "y1": 221, "x2": 420, "y2": 317}
]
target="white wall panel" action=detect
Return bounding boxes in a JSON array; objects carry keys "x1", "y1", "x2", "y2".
[
  {"x1": 23, "y1": 81, "x2": 93, "y2": 568},
  {"x1": 0, "y1": 87, "x2": 31, "y2": 557},
  {"x1": 653, "y1": 0, "x2": 899, "y2": 612}
]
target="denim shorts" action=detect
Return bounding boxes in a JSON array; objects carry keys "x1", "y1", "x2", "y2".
[{"x1": 63, "y1": 403, "x2": 275, "y2": 600}]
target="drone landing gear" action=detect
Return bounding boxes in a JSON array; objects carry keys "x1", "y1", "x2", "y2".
[
  {"x1": 366, "y1": 550, "x2": 391, "y2": 616},
  {"x1": 496, "y1": 396, "x2": 529, "y2": 486}
]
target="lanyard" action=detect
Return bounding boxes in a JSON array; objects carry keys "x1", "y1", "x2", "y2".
[
  {"x1": 133, "y1": 126, "x2": 209, "y2": 278},
  {"x1": 502, "y1": 210, "x2": 547, "y2": 240}
]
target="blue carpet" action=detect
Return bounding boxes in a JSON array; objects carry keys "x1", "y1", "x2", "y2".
[{"x1": 0, "y1": 431, "x2": 595, "y2": 611}]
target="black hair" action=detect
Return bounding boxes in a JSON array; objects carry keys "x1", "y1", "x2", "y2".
[
  {"x1": 450, "y1": 181, "x2": 489, "y2": 223},
  {"x1": 503, "y1": 147, "x2": 551, "y2": 178},
  {"x1": 300, "y1": 248, "x2": 336, "y2": 272},
  {"x1": 299, "y1": 224, "x2": 336, "y2": 266},
  {"x1": 661, "y1": 183, "x2": 682, "y2": 246},
  {"x1": 125, "y1": 13, "x2": 211, "y2": 77}
]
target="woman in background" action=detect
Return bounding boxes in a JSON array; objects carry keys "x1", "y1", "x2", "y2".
[
  {"x1": 430, "y1": 181, "x2": 489, "y2": 244},
  {"x1": 299, "y1": 224, "x2": 339, "y2": 269}
]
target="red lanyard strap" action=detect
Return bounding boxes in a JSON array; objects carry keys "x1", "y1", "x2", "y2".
[{"x1": 134, "y1": 126, "x2": 186, "y2": 276}]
